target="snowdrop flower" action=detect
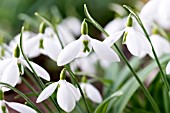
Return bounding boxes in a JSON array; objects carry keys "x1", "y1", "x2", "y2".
[
  {"x1": 24, "y1": 23, "x2": 62, "y2": 60},
  {"x1": 36, "y1": 69, "x2": 80, "y2": 112},
  {"x1": 149, "y1": 31, "x2": 170, "y2": 58},
  {"x1": 0, "y1": 89, "x2": 37, "y2": 113},
  {"x1": 0, "y1": 45, "x2": 50, "y2": 92},
  {"x1": 57, "y1": 20, "x2": 120, "y2": 66},
  {"x1": 80, "y1": 76, "x2": 102, "y2": 103},
  {"x1": 140, "y1": 0, "x2": 170, "y2": 30},
  {"x1": 104, "y1": 15, "x2": 152, "y2": 57}
]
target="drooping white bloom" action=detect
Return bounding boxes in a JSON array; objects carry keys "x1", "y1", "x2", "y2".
[
  {"x1": 24, "y1": 32, "x2": 62, "y2": 61},
  {"x1": 0, "y1": 100, "x2": 37, "y2": 113},
  {"x1": 57, "y1": 34, "x2": 120, "y2": 66},
  {"x1": 0, "y1": 46, "x2": 50, "y2": 92},
  {"x1": 149, "y1": 34, "x2": 170, "y2": 58},
  {"x1": 104, "y1": 27, "x2": 152, "y2": 57},
  {"x1": 81, "y1": 83, "x2": 102, "y2": 103},
  {"x1": 36, "y1": 80, "x2": 80, "y2": 112}
]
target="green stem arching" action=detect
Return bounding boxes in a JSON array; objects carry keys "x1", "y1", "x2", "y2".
[
  {"x1": 19, "y1": 27, "x2": 61, "y2": 113},
  {"x1": 84, "y1": 4, "x2": 161, "y2": 113},
  {"x1": 123, "y1": 5, "x2": 170, "y2": 94}
]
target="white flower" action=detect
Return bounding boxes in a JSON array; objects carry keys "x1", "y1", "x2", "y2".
[
  {"x1": 81, "y1": 83, "x2": 102, "y2": 103},
  {"x1": 24, "y1": 32, "x2": 62, "y2": 61},
  {"x1": 36, "y1": 80, "x2": 80, "y2": 112},
  {"x1": 0, "y1": 100, "x2": 37, "y2": 113},
  {"x1": 104, "y1": 27, "x2": 152, "y2": 57},
  {"x1": 0, "y1": 52, "x2": 50, "y2": 92},
  {"x1": 57, "y1": 34, "x2": 120, "y2": 66},
  {"x1": 149, "y1": 34, "x2": 170, "y2": 58}
]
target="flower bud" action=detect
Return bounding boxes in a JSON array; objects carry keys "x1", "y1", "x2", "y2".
[
  {"x1": 81, "y1": 19, "x2": 88, "y2": 35},
  {"x1": 60, "y1": 68, "x2": 66, "y2": 80},
  {"x1": 14, "y1": 44, "x2": 20, "y2": 58},
  {"x1": 39, "y1": 22, "x2": 46, "y2": 33},
  {"x1": 126, "y1": 14, "x2": 133, "y2": 27},
  {"x1": 81, "y1": 76, "x2": 87, "y2": 83}
]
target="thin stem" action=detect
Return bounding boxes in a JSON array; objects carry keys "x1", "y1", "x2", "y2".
[
  {"x1": 0, "y1": 82, "x2": 42, "y2": 113},
  {"x1": 84, "y1": 4, "x2": 161, "y2": 113},
  {"x1": 114, "y1": 44, "x2": 161, "y2": 113},
  {"x1": 19, "y1": 27, "x2": 61, "y2": 113},
  {"x1": 21, "y1": 77, "x2": 53, "y2": 113},
  {"x1": 64, "y1": 65, "x2": 91, "y2": 113},
  {"x1": 123, "y1": 5, "x2": 170, "y2": 93}
]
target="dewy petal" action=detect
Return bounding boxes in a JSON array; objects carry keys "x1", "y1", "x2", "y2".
[
  {"x1": 149, "y1": 34, "x2": 170, "y2": 58},
  {"x1": 5, "y1": 101, "x2": 37, "y2": 113},
  {"x1": 43, "y1": 38, "x2": 61, "y2": 61},
  {"x1": 65, "y1": 81, "x2": 81, "y2": 101},
  {"x1": 36, "y1": 82, "x2": 58, "y2": 103},
  {"x1": 20, "y1": 59, "x2": 50, "y2": 81},
  {"x1": 1, "y1": 58, "x2": 19, "y2": 92},
  {"x1": 103, "y1": 30, "x2": 123, "y2": 46},
  {"x1": 85, "y1": 83, "x2": 102, "y2": 103},
  {"x1": 57, "y1": 39, "x2": 81, "y2": 66},
  {"x1": 90, "y1": 38, "x2": 120, "y2": 62},
  {"x1": 57, "y1": 80, "x2": 76, "y2": 112}
]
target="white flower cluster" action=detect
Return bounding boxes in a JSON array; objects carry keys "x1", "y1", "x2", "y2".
[{"x1": 1, "y1": 1, "x2": 170, "y2": 112}]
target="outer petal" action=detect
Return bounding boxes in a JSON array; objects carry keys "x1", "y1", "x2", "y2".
[
  {"x1": 23, "y1": 34, "x2": 41, "y2": 58},
  {"x1": 149, "y1": 35, "x2": 170, "y2": 58},
  {"x1": 57, "y1": 80, "x2": 76, "y2": 112},
  {"x1": 103, "y1": 30, "x2": 123, "y2": 46},
  {"x1": 36, "y1": 82, "x2": 58, "y2": 103},
  {"x1": 158, "y1": 0, "x2": 170, "y2": 20},
  {"x1": 140, "y1": 0, "x2": 160, "y2": 21},
  {"x1": 57, "y1": 39, "x2": 81, "y2": 66},
  {"x1": 90, "y1": 38, "x2": 120, "y2": 62},
  {"x1": 84, "y1": 83, "x2": 102, "y2": 103},
  {"x1": 66, "y1": 82, "x2": 81, "y2": 101},
  {"x1": 166, "y1": 61, "x2": 170, "y2": 74},
  {"x1": 1, "y1": 59, "x2": 19, "y2": 92},
  {"x1": 20, "y1": 59, "x2": 50, "y2": 81},
  {"x1": 126, "y1": 28, "x2": 151, "y2": 56},
  {"x1": 0, "y1": 58, "x2": 13, "y2": 76},
  {"x1": 43, "y1": 38, "x2": 62, "y2": 61},
  {"x1": 5, "y1": 101, "x2": 37, "y2": 113}
]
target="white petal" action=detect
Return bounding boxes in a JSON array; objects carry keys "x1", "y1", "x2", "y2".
[
  {"x1": 66, "y1": 82, "x2": 81, "y2": 101},
  {"x1": 126, "y1": 28, "x2": 151, "y2": 56},
  {"x1": 166, "y1": 61, "x2": 170, "y2": 74},
  {"x1": 0, "y1": 58, "x2": 13, "y2": 76},
  {"x1": 57, "y1": 39, "x2": 81, "y2": 66},
  {"x1": 158, "y1": 0, "x2": 170, "y2": 20},
  {"x1": 43, "y1": 38, "x2": 62, "y2": 61},
  {"x1": 5, "y1": 101, "x2": 37, "y2": 113},
  {"x1": 23, "y1": 34, "x2": 41, "y2": 58},
  {"x1": 57, "y1": 80, "x2": 76, "y2": 112},
  {"x1": 140, "y1": 0, "x2": 160, "y2": 21},
  {"x1": 84, "y1": 83, "x2": 102, "y2": 103},
  {"x1": 36, "y1": 82, "x2": 58, "y2": 103},
  {"x1": 20, "y1": 59, "x2": 50, "y2": 81},
  {"x1": 0, "y1": 100, "x2": 9, "y2": 113},
  {"x1": 1, "y1": 59, "x2": 19, "y2": 92},
  {"x1": 103, "y1": 30, "x2": 123, "y2": 46},
  {"x1": 90, "y1": 38, "x2": 120, "y2": 62},
  {"x1": 149, "y1": 34, "x2": 170, "y2": 58}
]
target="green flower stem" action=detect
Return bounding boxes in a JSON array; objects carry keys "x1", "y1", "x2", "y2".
[
  {"x1": 64, "y1": 65, "x2": 91, "y2": 113},
  {"x1": 34, "y1": 13, "x2": 91, "y2": 113},
  {"x1": 21, "y1": 77, "x2": 53, "y2": 113},
  {"x1": 19, "y1": 27, "x2": 61, "y2": 113},
  {"x1": 0, "y1": 82, "x2": 42, "y2": 113},
  {"x1": 84, "y1": 4, "x2": 161, "y2": 113},
  {"x1": 123, "y1": 5, "x2": 170, "y2": 93}
]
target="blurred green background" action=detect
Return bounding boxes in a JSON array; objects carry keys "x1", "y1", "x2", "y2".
[{"x1": 0, "y1": 0, "x2": 141, "y2": 39}]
